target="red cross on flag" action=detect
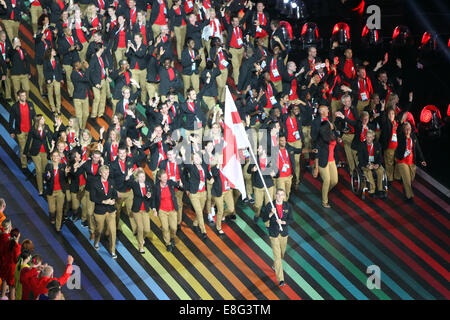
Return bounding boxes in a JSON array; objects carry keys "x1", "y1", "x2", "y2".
[{"x1": 223, "y1": 86, "x2": 250, "y2": 200}]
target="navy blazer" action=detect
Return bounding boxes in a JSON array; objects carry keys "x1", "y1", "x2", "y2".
[
  {"x1": 43, "y1": 163, "x2": 68, "y2": 196},
  {"x1": 126, "y1": 178, "x2": 154, "y2": 213},
  {"x1": 261, "y1": 201, "x2": 292, "y2": 238},
  {"x1": 90, "y1": 177, "x2": 118, "y2": 215},
  {"x1": 43, "y1": 58, "x2": 63, "y2": 82}
]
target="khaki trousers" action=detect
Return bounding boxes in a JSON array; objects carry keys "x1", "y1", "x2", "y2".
[
  {"x1": 146, "y1": 82, "x2": 159, "y2": 102},
  {"x1": 273, "y1": 80, "x2": 282, "y2": 93},
  {"x1": 114, "y1": 47, "x2": 127, "y2": 68},
  {"x1": 203, "y1": 96, "x2": 216, "y2": 110},
  {"x1": 115, "y1": 190, "x2": 134, "y2": 232},
  {"x1": 132, "y1": 210, "x2": 151, "y2": 250},
  {"x1": 216, "y1": 68, "x2": 228, "y2": 103},
  {"x1": 11, "y1": 75, "x2": 30, "y2": 99},
  {"x1": 288, "y1": 139, "x2": 302, "y2": 185},
  {"x1": 30, "y1": 6, "x2": 43, "y2": 34},
  {"x1": 3, "y1": 20, "x2": 20, "y2": 42},
  {"x1": 94, "y1": 211, "x2": 117, "y2": 254},
  {"x1": 131, "y1": 68, "x2": 147, "y2": 103},
  {"x1": 229, "y1": 47, "x2": 244, "y2": 86},
  {"x1": 270, "y1": 234, "x2": 288, "y2": 283},
  {"x1": 85, "y1": 191, "x2": 96, "y2": 235},
  {"x1": 189, "y1": 191, "x2": 207, "y2": 234},
  {"x1": 213, "y1": 190, "x2": 235, "y2": 231},
  {"x1": 74, "y1": 98, "x2": 90, "y2": 129},
  {"x1": 48, "y1": 190, "x2": 65, "y2": 231},
  {"x1": 174, "y1": 25, "x2": 187, "y2": 60},
  {"x1": 276, "y1": 175, "x2": 293, "y2": 200},
  {"x1": 330, "y1": 99, "x2": 341, "y2": 123},
  {"x1": 151, "y1": 24, "x2": 162, "y2": 39},
  {"x1": 362, "y1": 165, "x2": 385, "y2": 193},
  {"x1": 356, "y1": 100, "x2": 370, "y2": 118},
  {"x1": 31, "y1": 152, "x2": 48, "y2": 194},
  {"x1": 62, "y1": 65, "x2": 74, "y2": 96},
  {"x1": 342, "y1": 133, "x2": 357, "y2": 172},
  {"x1": 182, "y1": 73, "x2": 199, "y2": 96},
  {"x1": 36, "y1": 64, "x2": 45, "y2": 95},
  {"x1": 175, "y1": 190, "x2": 184, "y2": 225},
  {"x1": 158, "y1": 210, "x2": 177, "y2": 246},
  {"x1": 16, "y1": 132, "x2": 29, "y2": 168},
  {"x1": 318, "y1": 160, "x2": 338, "y2": 205},
  {"x1": 384, "y1": 148, "x2": 396, "y2": 182},
  {"x1": 397, "y1": 163, "x2": 416, "y2": 199},
  {"x1": 0, "y1": 69, "x2": 12, "y2": 99},
  {"x1": 206, "y1": 181, "x2": 214, "y2": 214},
  {"x1": 92, "y1": 79, "x2": 107, "y2": 117},
  {"x1": 253, "y1": 186, "x2": 274, "y2": 217},
  {"x1": 47, "y1": 80, "x2": 61, "y2": 112},
  {"x1": 71, "y1": 185, "x2": 88, "y2": 222},
  {"x1": 79, "y1": 42, "x2": 89, "y2": 63},
  {"x1": 302, "y1": 126, "x2": 312, "y2": 160}
]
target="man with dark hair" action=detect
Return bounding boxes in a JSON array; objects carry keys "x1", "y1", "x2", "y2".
[
  {"x1": 57, "y1": 27, "x2": 81, "y2": 97},
  {"x1": 89, "y1": 42, "x2": 108, "y2": 118}
]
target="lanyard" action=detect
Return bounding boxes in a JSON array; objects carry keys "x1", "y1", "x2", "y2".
[
  {"x1": 368, "y1": 143, "x2": 374, "y2": 156},
  {"x1": 279, "y1": 149, "x2": 289, "y2": 164},
  {"x1": 167, "y1": 162, "x2": 177, "y2": 178},
  {"x1": 289, "y1": 116, "x2": 296, "y2": 129}
]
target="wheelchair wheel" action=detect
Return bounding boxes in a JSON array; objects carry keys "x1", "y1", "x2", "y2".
[{"x1": 351, "y1": 169, "x2": 361, "y2": 195}]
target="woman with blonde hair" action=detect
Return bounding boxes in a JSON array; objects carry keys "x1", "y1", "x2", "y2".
[
  {"x1": 71, "y1": 5, "x2": 90, "y2": 62},
  {"x1": 125, "y1": 167, "x2": 154, "y2": 253},
  {"x1": 103, "y1": 128, "x2": 121, "y2": 165}
]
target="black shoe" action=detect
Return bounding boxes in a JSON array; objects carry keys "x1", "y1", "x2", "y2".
[
  {"x1": 166, "y1": 244, "x2": 173, "y2": 252},
  {"x1": 229, "y1": 214, "x2": 236, "y2": 221},
  {"x1": 193, "y1": 226, "x2": 200, "y2": 234},
  {"x1": 81, "y1": 220, "x2": 88, "y2": 228},
  {"x1": 72, "y1": 215, "x2": 80, "y2": 222},
  {"x1": 279, "y1": 281, "x2": 285, "y2": 287},
  {"x1": 243, "y1": 198, "x2": 249, "y2": 203},
  {"x1": 253, "y1": 216, "x2": 259, "y2": 223},
  {"x1": 177, "y1": 224, "x2": 181, "y2": 233},
  {"x1": 202, "y1": 233, "x2": 207, "y2": 240},
  {"x1": 406, "y1": 197, "x2": 414, "y2": 203},
  {"x1": 249, "y1": 198, "x2": 255, "y2": 204},
  {"x1": 171, "y1": 239, "x2": 175, "y2": 247}
]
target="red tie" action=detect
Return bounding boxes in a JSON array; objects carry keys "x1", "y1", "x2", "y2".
[
  {"x1": 99, "y1": 57, "x2": 105, "y2": 78},
  {"x1": 167, "y1": 68, "x2": 175, "y2": 80},
  {"x1": 140, "y1": 25, "x2": 147, "y2": 44},
  {"x1": 51, "y1": 59, "x2": 56, "y2": 69},
  {"x1": 188, "y1": 102, "x2": 195, "y2": 112},
  {"x1": 67, "y1": 36, "x2": 74, "y2": 46},
  {"x1": 18, "y1": 48, "x2": 24, "y2": 60},
  {"x1": 124, "y1": 71, "x2": 130, "y2": 85},
  {"x1": 10, "y1": 0, "x2": 15, "y2": 19}
]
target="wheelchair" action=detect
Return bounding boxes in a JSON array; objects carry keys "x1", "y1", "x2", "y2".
[{"x1": 351, "y1": 165, "x2": 388, "y2": 200}]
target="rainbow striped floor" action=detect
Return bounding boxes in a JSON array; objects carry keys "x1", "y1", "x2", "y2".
[{"x1": 0, "y1": 22, "x2": 448, "y2": 300}]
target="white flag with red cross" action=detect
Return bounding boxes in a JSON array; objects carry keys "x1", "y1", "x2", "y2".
[{"x1": 222, "y1": 86, "x2": 250, "y2": 199}]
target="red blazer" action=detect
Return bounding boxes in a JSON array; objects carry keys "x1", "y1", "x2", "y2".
[
  {"x1": 0, "y1": 243, "x2": 21, "y2": 286},
  {"x1": 29, "y1": 263, "x2": 73, "y2": 299},
  {"x1": 20, "y1": 266, "x2": 39, "y2": 300}
]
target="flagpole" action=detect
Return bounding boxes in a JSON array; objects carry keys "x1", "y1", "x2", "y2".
[
  {"x1": 246, "y1": 135, "x2": 284, "y2": 232},
  {"x1": 224, "y1": 86, "x2": 283, "y2": 231}
]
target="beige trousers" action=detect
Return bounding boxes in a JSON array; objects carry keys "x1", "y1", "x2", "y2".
[
  {"x1": 270, "y1": 234, "x2": 288, "y2": 283},
  {"x1": 213, "y1": 190, "x2": 235, "y2": 231},
  {"x1": 62, "y1": 65, "x2": 74, "y2": 97},
  {"x1": 92, "y1": 79, "x2": 107, "y2": 117},
  {"x1": 253, "y1": 186, "x2": 274, "y2": 217},
  {"x1": 229, "y1": 47, "x2": 244, "y2": 86},
  {"x1": 47, "y1": 80, "x2": 61, "y2": 112},
  {"x1": 397, "y1": 163, "x2": 416, "y2": 199},
  {"x1": 189, "y1": 191, "x2": 207, "y2": 234},
  {"x1": 73, "y1": 98, "x2": 90, "y2": 129},
  {"x1": 318, "y1": 160, "x2": 338, "y2": 205},
  {"x1": 16, "y1": 132, "x2": 29, "y2": 168},
  {"x1": 158, "y1": 210, "x2": 177, "y2": 246},
  {"x1": 31, "y1": 152, "x2": 48, "y2": 194},
  {"x1": 132, "y1": 210, "x2": 151, "y2": 250},
  {"x1": 94, "y1": 211, "x2": 117, "y2": 255},
  {"x1": 47, "y1": 189, "x2": 65, "y2": 231}
]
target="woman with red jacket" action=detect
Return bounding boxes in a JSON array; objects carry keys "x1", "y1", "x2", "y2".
[{"x1": 0, "y1": 228, "x2": 21, "y2": 300}]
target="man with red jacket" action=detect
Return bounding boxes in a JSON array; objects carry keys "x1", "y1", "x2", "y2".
[
  {"x1": 28, "y1": 255, "x2": 73, "y2": 300},
  {"x1": 19, "y1": 254, "x2": 43, "y2": 300}
]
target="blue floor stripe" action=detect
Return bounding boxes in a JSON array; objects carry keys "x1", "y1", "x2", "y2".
[
  {"x1": 73, "y1": 219, "x2": 169, "y2": 300},
  {"x1": 290, "y1": 193, "x2": 413, "y2": 299},
  {"x1": 296, "y1": 184, "x2": 434, "y2": 299},
  {"x1": 0, "y1": 128, "x2": 124, "y2": 300},
  {"x1": 0, "y1": 147, "x2": 104, "y2": 300}
]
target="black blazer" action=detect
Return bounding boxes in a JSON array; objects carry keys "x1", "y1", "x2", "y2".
[
  {"x1": 261, "y1": 201, "x2": 292, "y2": 238},
  {"x1": 43, "y1": 58, "x2": 63, "y2": 82},
  {"x1": 110, "y1": 69, "x2": 133, "y2": 100},
  {"x1": 88, "y1": 53, "x2": 107, "y2": 86},
  {"x1": 71, "y1": 69, "x2": 90, "y2": 100},
  {"x1": 110, "y1": 156, "x2": 141, "y2": 192},
  {"x1": 126, "y1": 178, "x2": 154, "y2": 213},
  {"x1": 145, "y1": 53, "x2": 160, "y2": 83},
  {"x1": 168, "y1": 5, "x2": 187, "y2": 30},
  {"x1": 8, "y1": 47, "x2": 31, "y2": 76},
  {"x1": 358, "y1": 140, "x2": 382, "y2": 167},
  {"x1": 115, "y1": 91, "x2": 141, "y2": 116},
  {"x1": 9, "y1": 101, "x2": 36, "y2": 135},
  {"x1": 210, "y1": 165, "x2": 233, "y2": 198},
  {"x1": 152, "y1": 179, "x2": 179, "y2": 212},
  {"x1": 69, "y1": 160, "x2": 86, "y2": 193},
  {"x1": 380, "y1": 115, "x2": 398, "y2": 151},
  {"x1": 57, "y1": 35, "x2": 81, "y2": 66},
  {"x1": 394, "y1": 132, "x2": 425, "y2": 164},
  {"x1": 316, "y1": 123, "x2": 339, "y2": 168},
  {"x1": 79, "y1": 159, "x2": 102, "y2": 190},
  {"x1": 126, "y1": 43, "x2": 148, "y2": 70},
  {"x1": 182, "y1": 163, "x2": 210, "y2": 194},
  {"x1": 148, "y1": 0, "x2": 169, "y2": 25},
  {"x1": 43, "y1": 163, "x2": 68, "y2": 196},
  {"x1": 50, "y1": 0, "x2": 68, "y2": 24},
  {"x1": 180, "y1": 100, "x2": 206, "y2": 131},
  {"x1": 90, "y1": 177, "x2": 118, "y2": 215},
  {"x1": 111, "y1": 25, "x2": 132, "y2": 51},
  {"x1": 34, "y1": 38, "x2": 51, "y2": 65},
  {"x1": 186, "y1": 19, "x2": 209, "y2": 50},
  {"x1": 158, "y1": 65, "x2": 182, "y2": 95},
  {"x1": 181, "y1": 47, "x2": 200, "y2": 75},
  {"x1": 132, "y1": 22, "x2": 154, "y2": 46},
  {"x1": 247, "y1": 157, "x2": 275, "y2": 189},
  {"x1": 24, "y1": 125, "x2": 52, "y2": 156},
  {"x1": 144, "y1": 138, "x2": 172, "y2": 171}
]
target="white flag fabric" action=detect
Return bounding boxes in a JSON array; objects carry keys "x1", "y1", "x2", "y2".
[{"x1": 222, "y1": 86, "x2": 250, "y2": 199}]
